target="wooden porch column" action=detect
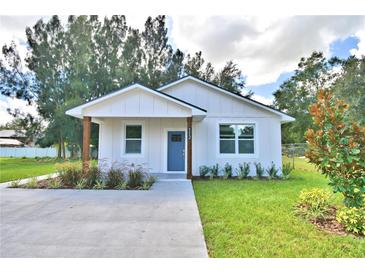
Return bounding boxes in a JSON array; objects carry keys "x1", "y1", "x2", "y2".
[
  {"x1": 187, "y1": 116, "x2": 193, "y2": 179},
  {"x1": 82, "y1": 116, "x2": 91, "y2": 174}
]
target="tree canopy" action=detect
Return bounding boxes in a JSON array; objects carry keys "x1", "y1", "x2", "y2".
[
  {"x1": 0, "y1": 15, "x2": 248, "y2": 157},
  {"x1": 273, "y1": 52, "x2": 365, "y2": 143}
]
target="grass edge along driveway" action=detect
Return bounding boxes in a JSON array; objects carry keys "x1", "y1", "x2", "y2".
[
  {"x1": 193, "y1": 158, "x2": 365, "y2": 258},
  {"x1": 0, "y1": 157, "x2": 75, "y2": 183}
]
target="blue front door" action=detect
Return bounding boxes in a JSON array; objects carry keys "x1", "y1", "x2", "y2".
[{"x1": 167, "y1": 131, "x2": 185, "y2": 171}]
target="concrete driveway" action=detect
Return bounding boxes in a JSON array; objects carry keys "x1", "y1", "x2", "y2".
[{"x1": 0, "y1": 180, "x2": 208, "y2": 258}]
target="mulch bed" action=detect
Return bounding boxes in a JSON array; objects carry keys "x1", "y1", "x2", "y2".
[
  {"x1": 295, "y1": 204, "x2": 355, "y2": 236},
  {"x1": 309, "y1": 206, "x2": 347, "y2": 236},
  {"x1": 34, "y1": 178, "x2": 75, "y2": 189},
  {"x1": 36, "y1": 179, "x2": 53, "y2": 188},
  {"x1": 15, "y1": 178, "x2": 152, "y2": 190}
]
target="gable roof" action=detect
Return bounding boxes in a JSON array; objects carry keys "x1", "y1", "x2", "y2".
[
  {"x1": 0, "y1": 130, "x2": 25, "y2": 138},
  {"x1": 158, "y1": 75, "x2": 295, "y2": 122},
  {"x1": 66, "y1": 82, "x2": 207, "y2": 119}
]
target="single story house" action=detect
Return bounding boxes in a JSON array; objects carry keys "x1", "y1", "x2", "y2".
[{"x1": 66, "y1": 75, "x2": 295, "y2": 179}]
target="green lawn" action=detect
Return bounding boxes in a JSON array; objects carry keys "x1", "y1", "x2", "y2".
[
  {"x1": 193, "y1": 157, "x2": 365, "y2": 257},
  {"x1": 0, "y1": 157, "x2": 67, "y2": 183}
]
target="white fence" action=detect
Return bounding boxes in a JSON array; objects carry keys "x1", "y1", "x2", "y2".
[{"x1": 0, "y1": 147, "x2": 70, "y2": 158}]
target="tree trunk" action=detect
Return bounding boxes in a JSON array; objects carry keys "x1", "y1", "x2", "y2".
[
  {"x1": 62, "y1": 141, "x2": 66, "y2": 159},
  {"x1": 60, "y1": 134, "x2": 66, "y2": 159},
  {"x1": 57, "y1": 140, "x2": 62, "y2": 158},
  {"x1": 70, "y1": 145, "x2": 77, "y2": 159}
]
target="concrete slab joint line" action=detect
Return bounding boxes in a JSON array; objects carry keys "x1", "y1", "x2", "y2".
[{"x1": 0, "y1": 179, "x2": 208, "y2": 258}]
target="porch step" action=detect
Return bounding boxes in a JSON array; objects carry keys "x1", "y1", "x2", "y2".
[
  {"x1": 157, "y1": 178, "x2": 191, "y2": 183},
  {"x1": 151, "y1": 173, "x2": 188, "y2": 180}
]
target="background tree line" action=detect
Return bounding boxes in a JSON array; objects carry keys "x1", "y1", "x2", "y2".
[
  {"x1": 273, "y1": 52, "x2": 365, "y2": 143},
  {"x1": 1, "y1": 15, "x2": 364, "y2": 151},
  {"x1": 0, "y1": 15, "x2": 247, "y2": 158}
]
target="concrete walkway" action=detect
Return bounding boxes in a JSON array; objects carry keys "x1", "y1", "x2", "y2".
[{"x1": 0, "y1": 180, "x2": 208, "y2": 258}]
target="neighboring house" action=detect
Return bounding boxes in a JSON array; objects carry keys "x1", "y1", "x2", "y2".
[
  {"x1": 0, "y1": 130, "x2": 25, "y2": 147},
  {"x1": 66, "y1": 75, "x2": 295, "y2": 178}
]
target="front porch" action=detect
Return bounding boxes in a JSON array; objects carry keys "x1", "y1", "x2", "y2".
[
  {"x1": 65, "y1": 83, "x2": 207, "y2": 179},
  {"x1": 82, "y1": 116, "x2": 195, "y2": 179}
]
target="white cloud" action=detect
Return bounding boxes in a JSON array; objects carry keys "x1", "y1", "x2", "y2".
[
  {"x1": 350, "y1": 30, "x2": 365, "y2": 57},
  {"x1": 251, "y1": 94, "x2": 273, "y2": 106},
  {"x1": 0, "y1": 16, "x2": 52, "y2": 61},
  {"x1": 171, "y1": 15, "x2": 365, "y2": 85},
  {"x1": 126, "y1": 15, "x2": 150, "y2": 31},
  {"x1": 0, "y1": 96, "x2": 38, "y2": 126},
  {"x1": 0, "y1": 15, "x2": 152, "y2": 61}
]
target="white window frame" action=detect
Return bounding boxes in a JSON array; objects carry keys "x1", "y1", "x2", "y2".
[
  {"x1": 217, "y1": 122, "x2": 257, "y2": 158},
  {"x1": 123, "y1": 122, "x2": 144, "y2": 157},
  {"x1": 219, "y1": 124, "x2": 236, "y2": 154}
]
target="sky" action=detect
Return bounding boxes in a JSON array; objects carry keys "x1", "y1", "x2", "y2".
[{"x1": 1, "y1": 15, "x2": 365, "y2": 125}]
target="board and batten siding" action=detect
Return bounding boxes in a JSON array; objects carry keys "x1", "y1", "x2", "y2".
[
  {"x1": 162, "y1": 79, "x2": 283, "y2": 176},
  {"x1": 161, "y1": 80, "x2": 274, "y2": 117},
  {"x1": 83, "y1": 87, "x2": 191, "y2": 118}
]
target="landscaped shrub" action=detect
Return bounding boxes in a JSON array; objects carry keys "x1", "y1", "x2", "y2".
[
  {"x1": 127, "y1": 164, "x2": 147, "y2": 188},
  {"x1": 115, "y1": 181, "x2": 128, "y2": 190},
  {"x1": 237, "y1": 162, "x2": 250, "y2": 179},
  {"x1": 75, "y1": 178, "x2": 87, "y2": 190},
  {"x1": 296, "y1": 188, "x2": 331, "y2": 220},
  {"x1": 57, "y1": 163, "x2": 83, "y2": 187},
  {"x1": 141, "y1": 176, "x2": 156, "y2": 190},
  {"x1": 146, "y1": 175, "x2": 156, "y2": 185},
  {"x1": 223, "y1": 163, "x2": 232, "y2": 179},
  {"x1": 199, "y1": 165, "x2": 210, "y2": 178},
  {"x1": 85, "y1": 165, "x2": 102, "y2": 188},
  {"x1": 7, "y1": 161, "x2": 155, "y2": 191},
  {"x1": 106, "y1": 166, "x2": 125, "y2": 189},
  {"x1": 266, "y1": 162, "x2": 279, "y2": 180},
  {"x1": 336, "y1": 207, "x2": 365, "y2": 236},
  {"x1": 305, "y1": 90, "x2": 365, "y2": 208},
  {"x1": 47, "y1": 178, "x2": 62, "y2": 189},
  {"x1": 281, "y1": 163, "x2": 294, "y2": 180},
  {"x1": 254, "y1": 162, "x2": 264, "y2": 178},
  {"x1": 25, "y1": 178, "x2": 38, "y2": 189},
  {"x1": 209, "y1": 164, "x2": 219, "y2": 179},
  {"x1": 93, "y1": 179, "x2": 106, "y2": 190}
]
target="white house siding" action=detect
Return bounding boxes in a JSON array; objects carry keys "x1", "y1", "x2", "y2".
[
  {"x1": 192, "y1": 117, "x2": 282, "y2": 176},
  {"x1": 163, "y1": 80, "x2": 283, "y2": 176},
  {"x1": 98, "y1": 117, "x2": 187, "y2": 173}
]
